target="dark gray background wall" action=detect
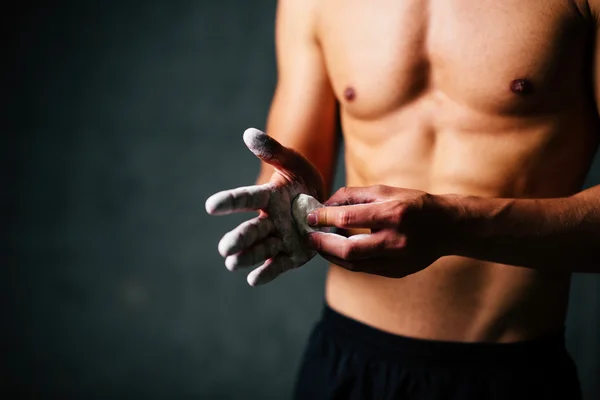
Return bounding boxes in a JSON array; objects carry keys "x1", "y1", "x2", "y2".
[{"x1": 4, "y1": 1, "x2": 599, "y2": 399}]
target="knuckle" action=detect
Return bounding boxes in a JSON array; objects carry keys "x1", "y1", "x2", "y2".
[
  {"x1": 310, "y1": 235, "x2": 322, "y2": 252},
  {"x1": 387, "y1": 202, "x2": 406, "y2": 226},
  {"x1": 341, "y1": 243, "x2": 357, "y2": 260},
  {"x1": 251, "y1": 191, "x2": 264, "y2": 209},
  {"x1": 248, "y1": 222, "x2": 260, "y2": 240},
  {"x1": 337, "y1": 210, "x2": 352, "y2": 227},
  {"x1": 321, "y1": 209, "x2": 331, "y2": 226},
  {"x1": 374, "y1": 237, "x2": 387, "y2": 252},
  {"x1": 232, "y1": 230, "x2": 245, "y2": 247},
  {"x1": 334, "y1": 187, "x2": 348, "y2": 198},
  {"x1": 330, "y1": 187, "x2": 351, "y2": 205},
  {"x1": 225, "y1": 191, "x2": 236, "y2": 209},
  {"x1": 372, "y1": 184, "x2": 386, "y2": 194},
  {"x1": 396, "y1": 234, "x2": 408, "y2": 248}
]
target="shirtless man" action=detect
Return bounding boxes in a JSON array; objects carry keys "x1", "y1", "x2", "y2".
[{"x1": 206, "y1": 0, "x2": 600, "y2": 398}]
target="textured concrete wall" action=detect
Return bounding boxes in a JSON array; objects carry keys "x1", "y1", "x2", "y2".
[{"x1": 5, "y1": 1, "x2": 599, "y2": 398}]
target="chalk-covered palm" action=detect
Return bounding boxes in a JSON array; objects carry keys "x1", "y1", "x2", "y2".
[{"x1": 205, "y1": 128, "x2": 325, "y2": 286}]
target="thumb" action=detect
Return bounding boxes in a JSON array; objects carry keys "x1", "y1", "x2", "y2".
[
  {"x1": 243, "y1": 128, "x2": 302, "y2": 172},
  {"x1": 243, "y1": 128, "x2": 324, "y2": 196}
]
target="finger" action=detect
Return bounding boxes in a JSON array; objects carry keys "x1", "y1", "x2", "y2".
[
  {"x1": 243, "y1": 128, "x2": 303, "y2": 172},
  {"x1": 332, "y1": 227, "x2": 352, "y2": 237},
  {"x1": 321, "y1": 253, "x2": 366, "y2": 272},
  {"x1": 308, "y1": 231, "x2": 391, "y2": 261},
  {"x1": 308, "y1": 203, "x2": 398, "y2": 229},
  {"x1": 205, "y1": 183, "x2": 271, "y2": 215},
  {"x1": 224, "y1": 237, "x2": 283, "y2": 271},
  {"x1": 218, "y1": 217, "x2": 275, "y2": 257},
  {"x1": 247, "y1": 253, "x2": 295, "y2": 287},
  {"x1": 324, "y1": 185, "x2": 390, "y2": 206},
  {"x1": 322, "y1": 253, "x2": 413, "y2": 278},
  {"x1": 243, "y1": 128, "x2": 324, "y2": 195}
]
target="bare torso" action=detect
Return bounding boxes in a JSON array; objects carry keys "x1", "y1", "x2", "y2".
[{"x1": 315, "y1": 0, "x2": 599, "y2": 342}]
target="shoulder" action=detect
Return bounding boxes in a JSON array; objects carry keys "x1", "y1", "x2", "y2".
[
  {"x1": 276, "y1": 0, "x2": 322, "y2": 42},
  {"x1": 276, "y1": 0, "x2": 320, "y2": 27}
]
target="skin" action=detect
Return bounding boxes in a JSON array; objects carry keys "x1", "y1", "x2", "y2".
[
  {"x1": 218, "y1": 0, "x2": 600, "y2": 343},
  {"x1": 206, "y1": 129, "x2": 324, "y2": 286}
]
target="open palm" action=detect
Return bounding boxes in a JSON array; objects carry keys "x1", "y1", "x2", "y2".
[{"x1": 205, "y1": 128, "x2": 325, "y2": 286}]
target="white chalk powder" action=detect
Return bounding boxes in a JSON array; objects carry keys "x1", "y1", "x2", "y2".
[
  {"x1": 291, "y1": 193, "x2": 324, "y2": 234},
  {"x1": 206, "y1": 128, "x2": 328, "y2": 286}
]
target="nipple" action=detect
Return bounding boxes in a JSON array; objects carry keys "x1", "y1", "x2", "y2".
[
  {"x1": 344, "y1": 86, "x2": 356, "y2": 101},
  {"x1": 510, "y1": 78, "x2": 533, "y2": 95}
]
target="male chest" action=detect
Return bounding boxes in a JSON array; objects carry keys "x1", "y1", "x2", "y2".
[{"x1": 317, "y1": 0, "x2": 591, "y2": 117}]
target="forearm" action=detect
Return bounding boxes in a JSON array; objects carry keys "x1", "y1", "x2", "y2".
[{"x1": 444, "y1": 185, "x2": 600, "y2": 273}]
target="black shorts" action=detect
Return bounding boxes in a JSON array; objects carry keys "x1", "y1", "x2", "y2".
[{"x1": 293, "y1": 305, "x2": 581, "y2": 400}]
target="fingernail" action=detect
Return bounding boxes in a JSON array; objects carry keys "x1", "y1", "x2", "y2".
[{"x1": 307, "y1": 213, "x2": 317, "y2": 226}]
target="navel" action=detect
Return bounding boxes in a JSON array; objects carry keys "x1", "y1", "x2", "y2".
[
  {"x1": 344, "y1": 86, "x2": 356, "y2": 101},
  {"x1": 510, "y1": 78, "x2": 533, "y2": 95}
]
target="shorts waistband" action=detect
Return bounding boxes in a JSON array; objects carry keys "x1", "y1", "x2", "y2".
[{"x1": 319, "y1": 304, "x2": 568, "y2": 367}]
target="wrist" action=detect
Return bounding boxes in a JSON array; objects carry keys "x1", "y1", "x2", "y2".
[
  {"x1": 432, "y1": 193, "x2": 510, "y2": 257},
  {"x1": 426, "y1": 193, "x2": 470, "y2": 256},
  {"x1": 428, "y1": 189, "x2": 600, "y2": 272},
  {"x1": 434, "y1": 193, "x2": 560, "y2": 259}
]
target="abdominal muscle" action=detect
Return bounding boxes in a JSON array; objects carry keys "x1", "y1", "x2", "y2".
[
  {"x1": 323, "y1": 92, "x2": 592, "y2": 343},
  {"x1": 325, "y1": 256, "x2": 571, "y2": 343}
]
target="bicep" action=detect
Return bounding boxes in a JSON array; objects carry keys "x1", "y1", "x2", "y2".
[{"x1": 262, "y1": 0, "x2": 338, "y2": 190}]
